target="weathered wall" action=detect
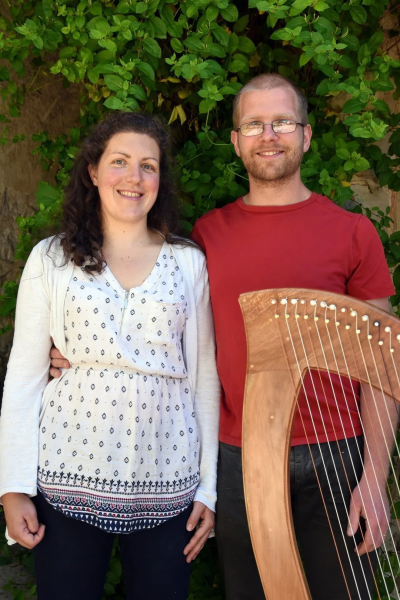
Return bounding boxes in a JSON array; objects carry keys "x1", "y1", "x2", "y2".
[{"x1": 0, "y1": 72, "x2": 80, "y2": 398}]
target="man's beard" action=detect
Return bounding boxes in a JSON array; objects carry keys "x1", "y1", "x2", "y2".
[{"x1": 240, "y1": 142, "x2": 304, "y2": 185}]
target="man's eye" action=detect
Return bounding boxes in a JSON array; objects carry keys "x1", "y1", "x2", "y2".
[{"x1": 277, "y1": 119, "x2": 292, "y2": 125}]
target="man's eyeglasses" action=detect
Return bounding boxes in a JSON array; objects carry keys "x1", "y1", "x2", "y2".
[{"x1": 235, "y1": 120, "x2": 305, "y2": 137}]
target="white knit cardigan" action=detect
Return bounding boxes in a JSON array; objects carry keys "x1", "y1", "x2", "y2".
[{"x1": 0, "y1": 236, "x2": 220, "y2": 512}]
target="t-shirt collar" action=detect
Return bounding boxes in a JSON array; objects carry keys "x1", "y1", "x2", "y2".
[{"x1": 236, "y1": 192, "x2": 317, "y2": 213}]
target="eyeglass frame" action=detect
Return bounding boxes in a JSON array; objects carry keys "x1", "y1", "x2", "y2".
[{"x1": 234, "y1": 119, "x2": 306, "y2": 136}]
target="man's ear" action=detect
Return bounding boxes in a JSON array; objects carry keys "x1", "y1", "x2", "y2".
[
  {"x1": 231, "y1": 130, "x2": 240, "y2": 158},
  {"x1": 303, "y1": 124, "x2": 312, "y2": 153},
  {"x1": 88, "y1": 164, "x2": 98, "y2": 186}
]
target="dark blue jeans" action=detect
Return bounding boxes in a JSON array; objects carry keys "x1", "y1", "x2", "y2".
[
  {"x1": 33, "y1": 491, "x2": 193, "y2": 600},
  {"x1": 216, "y1": 438, "x2": 378, "y2": 600}
]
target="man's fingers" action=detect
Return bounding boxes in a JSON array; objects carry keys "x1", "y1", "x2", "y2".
[
  {"x1": 51, "y1": 358, "x2": 70, "y2": 369},
  {"x1": 50, "y1": 347, "x2": 65, "y2": 360},
  {"x1": 347, "y1": 493, "x2": 361, "y2": 537},
  {"x1": 49, "y1": 367, "x2": 62, "y2": 379}
]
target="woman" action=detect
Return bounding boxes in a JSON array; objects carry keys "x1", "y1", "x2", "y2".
[{"x1": 0, "y1": 112, "x2": 220, "y2": 600}]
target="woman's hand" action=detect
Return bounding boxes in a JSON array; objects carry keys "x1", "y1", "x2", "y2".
[
  {"x1": 49, "y1": 344, "x2": 70, "y2": 379},
  {"x1": 2, "y1": 493, "x2": 45, "y2": 549},
  {"x1": 183, "y1": 501, "x2": 215, "y2": 563}
]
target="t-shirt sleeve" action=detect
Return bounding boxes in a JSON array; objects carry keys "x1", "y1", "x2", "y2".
[
  {"x1": 191, "y1": 220, "x2": 206, "y2": 253},
  {"x1": 347, "y1": 215, "x2": 395, "y2": 300}
]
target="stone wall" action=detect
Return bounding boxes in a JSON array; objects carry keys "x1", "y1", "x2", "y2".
[{"x1": 0, "y1": 72, "x2": 80, "y2": 399}]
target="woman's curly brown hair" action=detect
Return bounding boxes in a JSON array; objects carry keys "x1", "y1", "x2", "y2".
[{"x1": 58, "y1": 111, "x2": 191, "y2": 274}]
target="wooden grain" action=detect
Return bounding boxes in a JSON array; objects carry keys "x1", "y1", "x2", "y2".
[{"x1": 239, "y1": 289, "x2": 400, "y2": 600}]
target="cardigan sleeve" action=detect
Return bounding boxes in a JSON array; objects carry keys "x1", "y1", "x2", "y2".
[
  {"x1": 191, "y1": 253, "x2": 220, "y2": 511},
  {"x1": 0, "y1": 241, "x2": 53, "y2": 499}
]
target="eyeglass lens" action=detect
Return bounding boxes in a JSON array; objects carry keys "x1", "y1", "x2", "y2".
[{"x1": 240, "y1": 120, "x2": 297, "y2": 136}]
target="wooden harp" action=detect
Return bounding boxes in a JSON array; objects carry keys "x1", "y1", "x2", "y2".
[{"x1": 239, "y1": 288, "x2": 400, "y2": 600}]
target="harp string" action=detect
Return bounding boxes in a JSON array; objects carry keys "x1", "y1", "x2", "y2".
[
  {"x1": 302, "y1": 303, "x2": 383, "y2": 597},
  {"x1": 281, "y1": 298, "x2": 364, "y2": 599},
  {"x1": 343, "y1": 313, "x2": 400, "y2": 533},
  {"x1": 320, "y1": 304, "x2": 398, "y2": 597},
  {"x1": 283, "y1": 297, "x2": 398, "y2": 599},
  {"x1": 331, "y1": 307, "x2": 400, "y2": 564},
  {"x1": 273, "y1": 299, "x2": 353, "y2": 600},
  {"x1": 349, "y1": 309, "x2": 400, "y2": 520},
  {"x1": 343, "y1": 310, "x2": 400, "y2": 528},
  {"x1": 306, "y1": 299, "x2": 399, "y2": 598},
  {"x1": 301, "y1": 300, "x2": 374, "y2": 598},
  {"x1": 347, "y1": 310, "x2": 400, "y2": 597},
  {"x1": 362, "y1": 314, "x2": 400, "y2": 471}
]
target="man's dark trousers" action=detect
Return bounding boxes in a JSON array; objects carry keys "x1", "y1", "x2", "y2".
[{"x1": 216, "y1": 437, "x2": 377, "y2": 600}]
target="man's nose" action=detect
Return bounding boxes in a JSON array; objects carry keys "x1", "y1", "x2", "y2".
[{"x1": 259, "y1": 123, "x2": 279, "y2": 142}]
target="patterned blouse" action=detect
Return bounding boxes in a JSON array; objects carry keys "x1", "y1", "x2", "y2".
[{"x1": 37, "y1": 242, "x2": 200, "y2": 532}]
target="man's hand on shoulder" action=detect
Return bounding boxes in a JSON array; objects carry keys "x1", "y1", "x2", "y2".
[{"x1": 50, "y1": 346, "x2": 70, "y2": 378}]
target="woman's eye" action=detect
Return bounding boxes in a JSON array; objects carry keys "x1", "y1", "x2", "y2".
[
  {"x1": 113, "y1": 159, "x2": 125, "y2": 165},
  {"x1": 142, "y1": 164, "x2": 155, "y2": 171}
]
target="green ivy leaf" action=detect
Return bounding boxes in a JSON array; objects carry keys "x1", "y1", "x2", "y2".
[
  {"x1": 228, "y1": 54, "x2": 249, "y2": 73},
  {"x1": 233, "y1": 14, "x2": 249, "y2": 32},
  {"x1": 103, "y1": 39, "x2": 117, "y2": 54},
  {"x1": 129, "y1": 83, "x2": 147, "y2": 101},
  {"x1": 237, "y1": 36, "x2": 256, "y2": 54},
  {"x1": 342, "y1": 98, "x2": 366, "y2": 113},
  {"x1": 349, "y1": 5, "x2": 367, "y2": 24},
  {"x1": 199, "y1": 98, "x2": 217, "y2": 113},
  {"x1": 32, "y1": 35, "x2": 44, "y2": 49},
  {"x1": 35, "y1": 181, "x2": 61, "y2": 208},
  {"x1": 336, "y1": 148, "x2": 350, "y2": 160},
  {"x1": 354, "y1": 157, "x2": 370, "y2": 171},
  {"x1": 143, "y1": 37, "x2": 162, "y2": 57},
  {"x1": 104, "y1": 96, "x2": 125, "y2": 109},
  {"x1": 205, "y1": 42, "x2": 226, "y2": 58},
  {"x1": 206, "y1": 6, "x2": 219, "y2": 21},
  {"x1": 369, "y1": 31, "x2": 384, "y2": 55},
  {"x1": 137, "y1": 61, "x2": 155, "y2": 80},
  {"x1": 184, "y1": 36, "x2": 204, "y2": 52},
  {"x1": 220, "y1": 5, "x2": 239, "y2": 22},
  {"x1": 104, "y1": 74, "x2": 124, "y2": 92},
  {"x1": 373, "y1": 99, "x2": 390, "y2": 114},
  {"x1": 89, "y1": 2, "x2": 103, "y2": 15},
  {"x1": 171, "y1": 38, "x2": 184, "y2": 53}
]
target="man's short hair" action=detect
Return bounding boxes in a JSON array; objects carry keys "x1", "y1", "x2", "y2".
[{"x1": 232, "y1": 74, "x2": 308, "y2": 128}]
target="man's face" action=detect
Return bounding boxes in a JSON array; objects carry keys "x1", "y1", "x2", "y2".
[{"x1": 231, "y1": 87, "x2": 312, "y2": 184}]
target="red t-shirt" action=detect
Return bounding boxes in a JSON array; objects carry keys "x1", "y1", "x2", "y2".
[{"x1": 192, "y1": 193, "x2": 395, "y2": 447}]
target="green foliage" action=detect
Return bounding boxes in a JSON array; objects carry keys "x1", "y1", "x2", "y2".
[
  {"x1": 0, "y1": 0, "x2": 399, "y2": 595},
  {"x1": 0, "y1": 0, "x2": 397, "y2": 311}
]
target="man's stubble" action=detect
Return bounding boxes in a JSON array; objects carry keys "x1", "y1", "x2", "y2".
[{"x1": 239, "y1": 135, "x2": 305, "y2": 188}]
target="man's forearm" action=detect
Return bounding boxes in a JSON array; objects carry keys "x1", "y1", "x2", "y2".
[{"x1": 360, "y1": 382, "x2": 399, "y2": 487}]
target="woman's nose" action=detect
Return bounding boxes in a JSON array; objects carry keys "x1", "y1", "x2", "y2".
[{"x1": 125, "y1": 164, "x2": 142, "y2": 183}]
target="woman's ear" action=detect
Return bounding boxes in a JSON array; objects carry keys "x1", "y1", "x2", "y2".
[{"x1": 88, "y1": 165, "x2": 98, "y2": 186}]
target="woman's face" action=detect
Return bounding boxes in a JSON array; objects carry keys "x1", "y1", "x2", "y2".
[{"x1": 88, "y1": 131, "x2": 161, "y2": 228}]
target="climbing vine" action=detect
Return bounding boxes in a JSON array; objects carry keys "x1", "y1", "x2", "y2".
[{"x1": 0, "y1": 0, "x2": 399, "y2": 596}]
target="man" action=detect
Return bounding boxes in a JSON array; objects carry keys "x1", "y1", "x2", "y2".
[
  {"x1": 51, "y1": 74, "x2": 397, "y2": 599},
  {"x1": 190, "y1": 74, "x2": 397, "y2": 600}
]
